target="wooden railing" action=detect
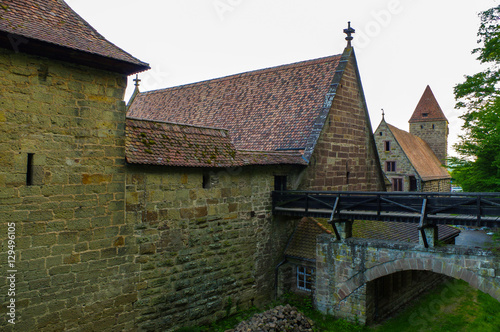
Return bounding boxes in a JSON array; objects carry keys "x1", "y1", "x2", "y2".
[{"x1": 272, "y1": 191, "x2": 500, "y2": 227}]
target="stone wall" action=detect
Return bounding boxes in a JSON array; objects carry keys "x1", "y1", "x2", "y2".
[
  {"x1": 315, "y1": 235, "x2": 500, "y2": 324},
  {"x1": 409, "y1": 121, "x2": 448, "y2": 165},
  {"x1": 422, "y1": 178, "x2": 451, "y2": 192},
  {"x1": 0, "y1": 48, "x2": 137, "y2": 331},
  {"x1": 300, "y1": 52, "x2": 385, "y2": 192},
  {"x1": 126, "y1": 164, "x2": 300, "y2": 331}
]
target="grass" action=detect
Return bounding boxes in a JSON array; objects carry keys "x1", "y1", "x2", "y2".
[
  {"x1": 177, "y1": 280, "x2": 500, "y2": 332},
  {"x1": 371, "y1": 279, "x2": 500, "y2": 332}
]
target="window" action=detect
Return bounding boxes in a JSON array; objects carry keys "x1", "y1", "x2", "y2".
[
  {"x1": 297, "y1": 266, "x2": 314, "y2": 292},
  {"x1": 432, "y1": 124, "x2": 435, "y2": 129},
  {"x1": 202, "y1": 174, "x2": 211, "y2": 189},
  {"x1": 384, "y1": 141, "x2": 391, "y2": 152},
  {"x1": 274, "y1": 175, "x2": 287, "y2": 191},
  {"x1": 385, "y1": 161, "x2": 396, "y2": 172},
  {"x1": 26, "y1": 153, "x2": 34, "y2": 186},
  {"x1": 379, "y1": 132, "x2": 383, "y2": 136},
  {"x1": 392, "y1": 178, "x2": 403, "y2": 191},
  {"x1": 422, "y1": 113, "x2": 428, "y2": 118},
  {"x1": 409, "y1": 176, "x2": 417, "y2": 191}
]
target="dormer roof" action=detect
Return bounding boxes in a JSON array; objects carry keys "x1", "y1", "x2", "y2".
[{"x1": 409, "y1": 85, "x2": 448, "y2": 123}]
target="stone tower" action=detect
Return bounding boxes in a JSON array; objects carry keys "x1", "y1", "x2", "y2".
[{"x1": 409, "y1": 85, "x2": 448, "y2": 165}]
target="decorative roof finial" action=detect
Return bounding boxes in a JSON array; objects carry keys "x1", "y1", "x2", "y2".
[
  {"x1": 382, "y1": 108, "x2": 385, "y2": 119},
  {"x1": 343, "y1": 21, "x2": 355, "y2": 47},
  {"x1": 133, "y1": 74, "x2": 141, "y2": 88}
]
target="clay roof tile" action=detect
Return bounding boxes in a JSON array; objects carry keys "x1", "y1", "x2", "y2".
[{"x1": 127, "y1": 55, "x2": 342, "y2": 151}]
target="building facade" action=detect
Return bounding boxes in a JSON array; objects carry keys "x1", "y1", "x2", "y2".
[
  {"x1": 374, "y1": 86, "x2": 451, "y2": 192},
  {"x1": 0, "y1": 1, "x2": 386, "y2": 331}
]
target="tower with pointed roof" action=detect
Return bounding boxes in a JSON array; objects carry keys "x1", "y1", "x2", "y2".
[{"x1": 408, "y1": 85, "x2": 449, "y2": 165}]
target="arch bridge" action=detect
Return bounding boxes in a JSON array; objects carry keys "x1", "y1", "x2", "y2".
[{"x1": 272, "y1": 191, "x2": 500, "y2": 324}]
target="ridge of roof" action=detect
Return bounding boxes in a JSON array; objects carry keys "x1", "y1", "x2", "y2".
[
  {"x1": 409, "y1": 85, "x2": 448, "y2": 123},
  {"x1": 139, "y1": 54, "x2": 342, "y2": 96},
  {"x1": 126, "y1": 116, "x2": 229, "y2": 132},
  {"x1": 386, "y1": 123, "x2": 450, "y2": 181},
  {"x1": 0, "y1": 0, "x2": 149, "y2": 74}
]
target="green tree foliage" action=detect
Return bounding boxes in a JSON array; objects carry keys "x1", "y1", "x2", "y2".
[{"x1": 451, "y1": 5, "x2": 500, "y2": 192}]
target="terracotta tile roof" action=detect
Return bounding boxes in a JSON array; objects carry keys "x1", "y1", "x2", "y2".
[
  {"x1": 285, "y1": 218, "x2": 331, "y2": 261},
  {"x1": 409, "y1": 85, "x2": 448, "y2": 123},
  {"x1": 387, "y1": 123, "x2": 450, "y2": 181},
  {"x1": 0, "y1": 0, "x2": 149, "y2": 74},
  {"x1": 353, "y1": 219, "x2": 460, "y2": 243},
  {"x1": 285, "y1": 218, "x2": 460, "y2": 261},
  {"x1": 127, "y1": 55, "x2": 341, "y2": 152},
  {"x1": 126, "y1": 118, "x2": 306, "y2": 167}
]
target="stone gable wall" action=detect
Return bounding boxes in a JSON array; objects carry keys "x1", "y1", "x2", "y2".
[
  {"x1": 374, "y1": 122, "x2": 418, "y2": 191},
  {"x1": 0, "y1": 48, "x2": 137, "y2": 331},
  {"x1": 126, "y1": 165, "x2": 300, "y2": 331},
  {"x1": 300, "y1": 54, "x2": 385, "y2": 192}
]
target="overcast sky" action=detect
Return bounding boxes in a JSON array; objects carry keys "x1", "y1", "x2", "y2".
[{"x1": 66, "y1": 0, "x2": 498, "y2": 156}]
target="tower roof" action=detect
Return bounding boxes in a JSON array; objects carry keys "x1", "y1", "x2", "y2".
[{"x1": 409, "y1": 85, "x2": 448, "y2": 123}]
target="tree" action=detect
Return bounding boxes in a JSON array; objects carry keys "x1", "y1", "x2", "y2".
[{"x1": 451, "y1": 5, "x2": 500, "y2": 192}]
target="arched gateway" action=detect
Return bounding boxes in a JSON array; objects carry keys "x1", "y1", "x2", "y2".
[{"x1": 315, "y1": 236, "x2": 500, "y2": 324}]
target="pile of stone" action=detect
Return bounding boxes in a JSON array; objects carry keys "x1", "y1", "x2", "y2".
[{"x1": 227, "y1": 304, "x2": 314, "y2": 332}]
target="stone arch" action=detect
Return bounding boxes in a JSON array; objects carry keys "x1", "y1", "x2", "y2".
[{"x1": 335, "y1": 257, "x2": 500, "y2": 303}]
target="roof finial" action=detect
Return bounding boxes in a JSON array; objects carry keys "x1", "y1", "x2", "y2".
[
  {"x1": 133, "y1": 74, "x2": 141, "y2": 88},
  {"x1": 382, "y1": 108, "x2": 385, "y2": 119},
  {"x1": 343, "y1": 21, "x2": 355, "y2": 47}
]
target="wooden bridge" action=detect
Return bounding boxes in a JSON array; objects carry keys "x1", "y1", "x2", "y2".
[{"x1": 272, "y1": 191, "x2": 500, "y2": 247}]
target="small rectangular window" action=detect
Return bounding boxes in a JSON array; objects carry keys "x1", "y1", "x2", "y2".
[
  {"x1": 26, "y1": 153, "x2": 34, "y2": 186},
  {"x1": 409, "y1": 176, "x2": 417, "y2": 191},
  {"x1": 384, "y1": 141, "x2": 390, "y2": 152},
  {"x1": 274, "y1": 175, "x2": 287, "y2": 191},
  {"x1": 297, "y1": 266, "x2": 314, "y2": 291},
  {"x1": 386, "y1": 161, "x2": 396, "y2": 172},
  {"x1": 202, "y1": 174, "x2": 211, "y2": 189}
]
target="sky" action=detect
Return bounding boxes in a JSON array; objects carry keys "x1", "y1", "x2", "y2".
[{"x1": 66, "y1": 0, "x2": 499, "y2": 156}]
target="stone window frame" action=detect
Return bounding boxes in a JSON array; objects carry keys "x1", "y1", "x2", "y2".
[
  {"x1": 392, "y1": 177, "x2": 403, "y2": 191},
  {"x1": 296, "y1": 265, "x2": 314, "y2": 292},
  {"x1": 385, "y1": 161, "x2": 396, "y2": 172}
]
